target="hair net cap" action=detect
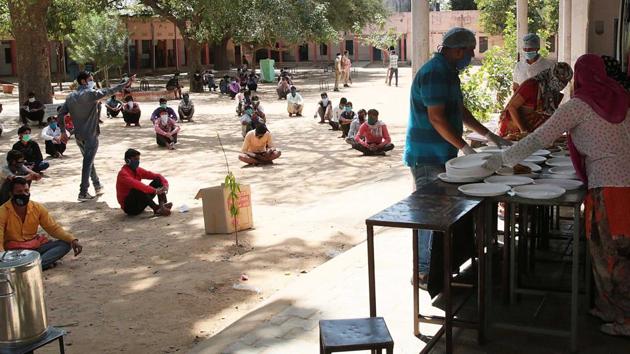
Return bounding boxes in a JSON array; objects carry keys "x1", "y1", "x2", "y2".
[
  {"x1": 442, "y1": 27, "x2": 476, "y2": 49},
  {"x1": 523, "y1": 33, "x2": 541, "y2": 49}
]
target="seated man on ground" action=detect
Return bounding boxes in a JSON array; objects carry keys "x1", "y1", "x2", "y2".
[
  {"x1": 115, "y1": 149, "x2": 172, "y2": 217},
  {"x1": 339, "y1": 101, "x2": 356, "y2": 138},
  {"x1": 19, "y1": 92, "x2": 45, "y2": 127},
  {"x1": 12, "y1": 126, "x2": 49, "y2": 173},
  {"x1": 154, "y1": 109, "x2": 181, "y2": 150},
  {"x1": 166, "y1": 73, "x2": 183, "y2": 99},
  {"x1": 240, "y1": 105, "x2": 265, "y2": 138},
  {"x1": 287, "y1": 86, "x2": 304, "y2": 117},
  {"x1": 252, "y1": 96, "x2": 266, "y2": 122},
  {"x1": 247, "y1": 73, "x2": 259, "y2": 92},
  {"x1": 228, "y1": 77, "x2": 241, "y2": 99},
  {"x1": 219, "y1": 75, "x2": 230, "y2": 94},
  {"x1": 330, "y1": 97, "x2": 347, "y2": 131},
  {"x1": 239, "y1": 125, "x2": 281, "y2": 165},
  {"x1": 204, "y1": 70, "x2": 218, "y2": 92},
  {"x1": 122, "y1": 95, "x2": 142, "y2": 127},
  {"x1": 0, "y1": 150, "x2": 41, "y2": 205},
  {"x1": 352, "y1": 109, "x2": 394, "y2": 156},
  {"x1": 236, "y1": 88, "x2": 251, "y2": 116},
  {"x1": 0, "y1": 177, "x2": 83, "y2": 270},
  {"x1": 41, "y1": 117, "x2": 68, "y2": 158},
  {"x1": 276, "y1": 77, "x2": 291, "y2": 99},
  {"x1": 314, "y1": 92, "x2": 333, "y2": 123},
  {"x1": 105, "y1": 95, "x2": 123, "y2": 118},
  {"x1": 346, "y1": 109, "x2": 367, "y2": 144},
  {"x1": 178, "y1": 93, "x2": 195, "y2": 122},
  {"x1": 150, "y1": 98, "x2": 178, "y2": 123}
]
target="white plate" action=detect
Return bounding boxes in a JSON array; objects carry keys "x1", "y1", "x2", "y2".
[
  {"x1": 542, "y1": 173, "x2": 580, "y2": 180},
  {"x1": 512, "y1": 185, "x2": 566, "y2": 200},
  {"x1": 475, "y1": 147, "x2": 503, "y2": 154},
  {"x1": 496, "y1": 162, "x2": 542, "y2": 176},
  {"x1": 484, "y1": 175, "x2": 534, "y2": 186},
  {"x1": 532, "y1": 149, "x2": 551, "y2": 156},
  {"x1": 546, "y1": 157, "x2": 573, "y2": 167},
  {"x1": 458, "y1": 183, "x2": 511, "y2": 197},
  {"x1": 446, "y1": 153, "x2": 492, "y2": 169},
  {"x1": 438, "y1": 173, "x2": 482, "y2": 184},
  {"x1": 534, "y1": 179, "x2": 583, "y2": 190},
  {"x1": 550, "y1": 151, "x2": 569, "y2": 158},
  {"x1": 524, "y1": 155, "x2": 547, "y2": 164},
  {"x1": 549, "y1": 166, "x2": 576, "y2": 175}
]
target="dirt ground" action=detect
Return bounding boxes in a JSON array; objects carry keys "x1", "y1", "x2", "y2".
[{"x1": 0, "y1": 67, "x2": 414, "y2": 353}]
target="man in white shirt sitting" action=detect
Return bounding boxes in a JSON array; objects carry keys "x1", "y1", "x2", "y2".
[
  {"x1": 41, "y1": 117, "x2": 68, "y2": 158},
  {"x1": 330, "y1": 97, "x2": 346, "y2": 131},
  {"x1": 512, "y1": 33, "x2": 554, "y2": 92},
  {"x1": 178, "y1": 93, "x2": 195, "y2": 122},
  {"x1": 387, "y1": 50, "x2": 399, "y2": 87},
  {"x1": 287, "y1": 86, "x2": 304, "y2": 117}
]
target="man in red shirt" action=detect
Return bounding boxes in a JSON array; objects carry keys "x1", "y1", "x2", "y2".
[
  {"x1": 115, "y1": 149, "x2": 172, "y2": 216},
  {"x1": 352, "y1": 109, "x2": 395, "y2": 156}
]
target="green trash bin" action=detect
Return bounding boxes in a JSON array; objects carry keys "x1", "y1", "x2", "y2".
[{"x1": 260, "y1": 59, "x2": 276, "y2": 83}]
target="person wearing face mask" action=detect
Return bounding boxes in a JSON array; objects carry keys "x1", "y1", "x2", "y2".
[
  {"x1": 122, "y1": 95, "x2": 142, "y2": 127},
  {"x1": 166, "y1": 73, "x2": 183, "y2": 99},
  {"x1": 116, "y1": 149, "x2": 172, "y2": 217},
  {"x1": 287, "y1": 86, "x2": 304, "y2": 117},
  {"x1": 0, "y1": 150, "x2": 41, "y2": 205},
  {"x1": 150, "y1": 97, "x2": 179, "y2": 124},
  {"x1": 0, "y1": 177, "x2": 83, "y2": 270},
  {"x1": 19, "y1": 92, "x2": 46, "y2": 127},
  {"x1": 239, "y1": 125, "x2": 281, "y2": 165},
  {"x1": 339, "y1": 101, "x2": 356, "y2": 138},
  {"x1": 228, "y1": 77, "x2": 241, "y2": 100},
  {"x1": 154, "y1": 108, "x2": 181, "y2": 150},
  {"x1": 498, "y1": 63, "x2": 573, "y2": 139},
  {"x1": 240, "y1": 105, "x2": 264, "y2": 138},
  {"x1": 56, "y1": 71, "x2": 135, "y2": 202},
  {"x1": 251, "y1": 96, "x2": 265, "y2": 122},
  {"x1": 346, "y1": 109, "x2": 367, "y2": 143},
  {"x1": 512, "y1": 33, "x2": 554, "y2": 93},
  {"x1": 104, "y1": 95, "x2": 123, "y2": 118},
  {"x1": 352, "y1": 109, "x2": 394, "y2": 156},
  {"x1": 314, "y1": 92, "x2": 333, "y2": 124},
  {"x1": 330, "y1": 97, "x2": 347, "y2": 131},
  {"x1": 403, "y1": 27, "x2": 511, "y2": 291},
  {"x1": 236, "y1": 88, "x2": 251, "y2": 116},
  {"x1": 178, "y1": 93, "x2": 195, "y2": 122},
  {"x1": 12, "y1": 126, "x2": 49, "y2": 174},
  {"x1": 276, "y1": 77, "x2": 291, "y2": 100},
  {"x1": 41, "y1": 117, "x2": 68, "y2": 158}
]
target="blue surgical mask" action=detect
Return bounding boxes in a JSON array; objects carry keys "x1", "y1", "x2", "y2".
[
  {"x1": 524, "y1": 51, "x2": 539, "y2": 61},
  {"x1": 345, "y1": 106, "x2": 352, "y2": 112},
  {"x1": 456, "y1": 53, "x2": 473, "y2": 71},
  {"x1": 50, "y1": 123, "x2": 57, "y2": 130},
  {"x1": 87, "y1": 81, "x2": 96, "y2": 90},
  {"x1": 160, "y1": 103, "x2": 167, "y2": 109}
]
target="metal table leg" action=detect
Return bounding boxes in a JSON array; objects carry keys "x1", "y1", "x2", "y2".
[
  {"x1": 413, "y1": 229, "x2": 420, "y2": 337},
  {"x1": 509, "y1": 204, "x2": 517, "y2": 304},
  {"x1": 368, "y1": 225, "x2": 376, "y2": 317},
  {"x1": 443, "y1": 229, "x2": 453, "y2": 354},
  {"x1": 570, "y1": 206, "x2": 580, "y2": 352},
  {"x1": 477, "y1": 204, "x2": 487, "y2": 344}
]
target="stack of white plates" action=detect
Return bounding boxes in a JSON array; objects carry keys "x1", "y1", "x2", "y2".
[
  {"x1": 549, "y1": 166, "x2": 579, "y2": 180},
  {"x1": 484, "y1": 175, "x2": 534, "y2": 186},
  {"x1": 476, "y1": 146, "x2": 505, "y2": 154},
  {"x1": 458, "y1": 183, "x2": 511, "y2": 197},
  {"x1": 532, "y1": 149, "x2": 551, "y2": 156},
  {"x1": 546, "y1": 157, "x2": 573, "y2": 167},
  {"x1": 534, "y1": 179, "x2": 583, "y2": 190},
  {"x1": 512, "y1": 185, "x2": 566, "y2": 199},
  {"x1": 550, "y1": 150, "x2": 569, "y2": 158},
  {"x1": 524, "y1": 155, "x2": 547, "y2": 164},
  {"x1": 438, "y1": 173, "x2": 482, "y2": 184},
  {"x1": 445, "y1": 153, "x2": 494, "y2": 179}
]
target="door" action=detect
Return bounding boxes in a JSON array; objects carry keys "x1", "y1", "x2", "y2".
[{"x1": 0, "y1": 41, "x2": 12, "y2": 76}]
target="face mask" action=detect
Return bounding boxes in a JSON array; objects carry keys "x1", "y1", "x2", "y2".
[
  {"x1": 345, "y1": 107, "x2": 352, "y2": 112},
  {"x1": 367, "y1": 117, "x2": 378, "y2": 125},
  {"x1": 245, "y1": 109, "x2": 254, "y2": 116},
  {"x1": 22, "y1": 134, "x2": 31, "y2": 142},
  {"x1": 524, "y1": 51, "x2": 538, "y2": 61},
  {"x1": 15, "y1": 162, "x2": 24, "y2": 169},
  {"x1": 28, "y1": 97, "x2": 35, "y2": 103},
  {"x1": 12, "y1": 193, "x2": 30, "y2": 207},
  {"x1": 183, "y1": 97, "x2": 189, "y2": 103},
  {"x1": 127, "y1": 101, "x2": 134, "y2": 109},
  {"x1": 456, "y1": 53, "x2": 473, "y2": 71},
  {"x1": 50, "y1": 123, "x2": 57, "y2": 130},
  {"x1": 128, "y1": 159, "x2": 140, "y2": 170},
  {"x1": 322, "y1": 98, "x2": 329, "y2": 105},
  {"x1": 87, "y1": 81, "x2": 96, "y2": 90},
  {"x1": 160, "y1": 103, "x2": 167, "y2": 109},
  {"x1": 160, "y1": 115, "x2": 169, "y2": 124}
]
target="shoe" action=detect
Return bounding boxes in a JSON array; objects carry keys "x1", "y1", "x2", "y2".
[
  {"x1": 333, "y1": 89, "x2": 339, "y2": 92},
  {"x1": 344, "y1": 84, "x2": 349, "y2": 88},
  {"x1": 125, "y1": 123, "x2": 131, "y2": 127},
  {"x1": 163, "y1": 202, "x2": 173, "y2": 210},
  {"x1": 154, "y1": 206, "x2": 171, "y2": 217},
  {"x1": 78, "y1": 193, "x2": 96, "y2": 202},
  {"x1": 94, "y1": 185, "x2": 105, "y2": 196},
  {"x1": 297, "y1": 114, "x2": 302, "y2": 117}
]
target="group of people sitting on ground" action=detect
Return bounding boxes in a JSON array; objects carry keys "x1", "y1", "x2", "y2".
[{"x1": 314, "y1": 93, "x2": 394, "y2": 156}]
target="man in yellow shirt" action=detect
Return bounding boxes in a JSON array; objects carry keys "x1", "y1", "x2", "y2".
[
  {"x1": 0, "y1": 177, "x2": 83, "y2": 270},
  {"x1": 239, "y1": 125, "x2": 281, "y2": 165}
]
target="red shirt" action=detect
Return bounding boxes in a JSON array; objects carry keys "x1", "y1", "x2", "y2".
[
  {"x1": 115, "y1": 165, "x2": 168, "y2": 208},
  {"x1": 354, "y1": 122, "x2": 391, "y2": 147}
]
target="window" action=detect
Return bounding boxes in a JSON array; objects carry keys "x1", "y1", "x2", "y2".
[
  {"x1": 479, "y1": 36, "x2": 488, "y2": 53},
  {"x1": 320, "y1": 43, "x2": 328, "y2": 56},
  {"x1": 4, "y1": 48, "x2": 11, "y2": 64},
  {"x1": 345, "y1": 40, "x2": 354, "y2": 56}
]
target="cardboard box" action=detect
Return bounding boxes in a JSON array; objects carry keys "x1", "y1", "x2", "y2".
[{"x1": 195, "y1": 184, "x2": 253, "y2": 234}]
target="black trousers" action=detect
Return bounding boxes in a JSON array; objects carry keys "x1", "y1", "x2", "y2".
[
  {"x1": 107, "y1": 108, "x2": 121, "y2": 117},
  {"x1": 156, "y1": 133, "x2": 178, "y2": 146},
  {"x1": 329, "y1": 121, "x2": 340, "y2": 130},
  {"x1": 351, "y1": 142, "x2": 395, "y2": 155},
  {"x1": 20, "y1": 109, "x2": 44, "y2": 125},
  {"x1": 45, "y1": 140, "x2": 67, "y2": 156},
  {"x1": 341, "y1": 123, "x2": 351, "y2": 137},
  {"x1": 123, "y1": 111, "x2": 141, "y2": 124},
  {"x1": 388, "y1": 68, "x2": 398, "y2": 86},
  {"x1": 123, "y1": 178, "x2": 163, "y2": 215}
]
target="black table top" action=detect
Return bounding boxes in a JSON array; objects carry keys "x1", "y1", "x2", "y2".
[{"x1": 366, "y1": 193, "x2": 482, "y2": 231}]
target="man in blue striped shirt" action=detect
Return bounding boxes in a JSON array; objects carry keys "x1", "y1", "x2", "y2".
[{"x1": 403, "y1": 27, "x2": 511, "y2": 288}]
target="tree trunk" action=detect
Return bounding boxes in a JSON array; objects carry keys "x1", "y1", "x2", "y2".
[
  {"x1": 7, "y1": 0, "x2": 53, "y2": 104},
  {"x1": 185, "y1": 38, "x2": 204, "y2": 93},
  {"x1": 212, "y1": 37, "x2": 230, "y2": 71}
]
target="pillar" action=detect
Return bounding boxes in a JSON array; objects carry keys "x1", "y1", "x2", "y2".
[
  {"x1": 205, "y1": 44, "x2": 210, "y2": 65},
  {"x1": 10, "y1": 40, "x2": 17, "y2": 76},
  {"x1": 411, "y1": 0, "x2": 430, "y2": 75},
  {"x1": 558, "y1": 0, "x2": 572, "y2": 65},
  {"x1": 174, "y1": 23, "x2": 180, "y2": 70},
  {"x1": 354, "y1": 36, "x2": 359, "y2": 61},
  {"x1": 328, "y1": 42, "x2": 332, "y2": 61},
  {"x1": 370, "y1": 46, "x2": 374, "y2": 63},
  {"x1": 151, "y1": 22, "x2": 156, "y2": 71},
  {"x1": 267, "y1": 48, "x2": 271, "y2": 59},
  {"x1": 516, "y1": 0, "x2": 528, "y2": 55},
  {"x1": 295, "y1": 46, "x2": 300, "y2": 62},
  {"x1": 135, "y1": 40, "x2": 141, "y2": 70},
  {"x1": 570, "y1": 0, "x2": 589, "y2": 68},
  {"x1": 401, "y1": 33, "x2": 407, "y2": 62}
]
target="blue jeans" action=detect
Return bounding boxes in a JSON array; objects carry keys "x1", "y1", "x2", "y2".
[
  {"x1": 76, "y1": 137, "x2": 101, "y2": 195},
  {"x1": 36, "y1": 240, "x2": 71, "y2": 270},
  {"x1": 410, "y1": 164, "x2": 444, "y2": 274},
  {"x1": 30, "y1": 161, "x2": 49, "y2": 173}
]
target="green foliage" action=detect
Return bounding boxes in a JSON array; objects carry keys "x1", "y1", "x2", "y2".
[
  {"x1": 451, "y1": 0, "x2": 477, "y2": 10},
  {"x1": 0, "y1": 0, "x2": 10, "y2": 36},
  {"x1": 352, "y1": 14, "x2": 400, "y2": 52},
  {"x1": 67, "y1": 11, "x2": 128, "y2": 85},
  {"x1": 461, "y1": 68, "x2": 495, "y2": 122}
]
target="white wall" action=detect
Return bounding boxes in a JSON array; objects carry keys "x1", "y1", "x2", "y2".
[{"x1": 588, "y1": 0, "x2": 620, "y2": 56}]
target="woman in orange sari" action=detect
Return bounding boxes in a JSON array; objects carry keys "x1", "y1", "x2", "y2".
[{"x1": 498, "y1": 62, "x2": 573, "y2": 139}]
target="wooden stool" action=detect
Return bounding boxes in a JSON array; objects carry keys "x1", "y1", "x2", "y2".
[{"x1": 319, "y1": 317, "x2": 393, "y2": 354}]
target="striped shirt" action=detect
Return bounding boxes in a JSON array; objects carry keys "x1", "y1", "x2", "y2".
[
  {"x1": 403, "y1": 53, "x2": 463, "y2": 166},
  {"x1": 389, "y1": 54, "x2": 399, "y2": 69}
]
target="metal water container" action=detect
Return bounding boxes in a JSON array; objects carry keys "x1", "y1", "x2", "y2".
[{"x1": 0, "y1": 250, "x2": 48, "y2": 344}]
